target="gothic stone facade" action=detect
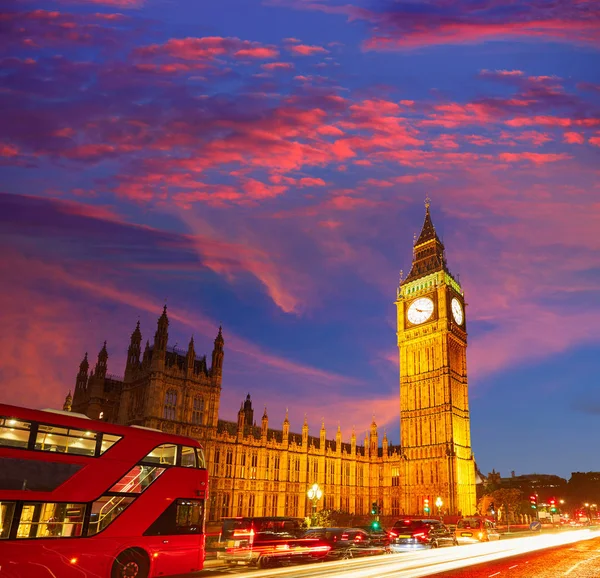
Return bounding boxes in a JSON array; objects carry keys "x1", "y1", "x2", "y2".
[{"x1": 68, "y1": 205, "x2": 477, "y2": 521}]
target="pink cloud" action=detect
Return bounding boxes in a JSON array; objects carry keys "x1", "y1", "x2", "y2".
[
  {"x1": 499, "y1": 152, "x2": 572, "y2": 164},
  {"x1": 288, "y1": 44, "x2": 329, "y2": 56},
  {"x1": 564, "y1": 131, "x2": 585, "y2": 144},
  {"x1": 234, "y1": 46, "x2": 279, "y2": 59},
  {"x1": 262, "y1": 61, "x2": 294, "y2": 70}
]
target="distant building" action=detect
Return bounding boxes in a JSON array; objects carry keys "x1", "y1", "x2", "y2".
[{"x1": 67, "y1": 203, "x2": 478, "y2": 520}]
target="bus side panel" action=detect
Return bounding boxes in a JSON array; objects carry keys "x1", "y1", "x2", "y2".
[
  {"x1": 145, "y1": 534, "x2": 203, "y2": 576},
  {"x1": 0, "y1": 539, "x2": 113, "y2": 578}
]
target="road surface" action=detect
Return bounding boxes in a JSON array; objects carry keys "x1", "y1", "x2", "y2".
[{"x1": 184, "y1": 528, "x2": 600, "y2": 577}]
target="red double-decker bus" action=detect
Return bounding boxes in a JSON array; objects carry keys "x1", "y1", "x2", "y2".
[{"x1": 0, "y1": 403, "x2": 209, "y2": 578}]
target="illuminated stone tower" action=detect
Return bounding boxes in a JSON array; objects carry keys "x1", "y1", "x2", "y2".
[{"x1": 396, "y1": 200, "x2": 476, "y2": 516}]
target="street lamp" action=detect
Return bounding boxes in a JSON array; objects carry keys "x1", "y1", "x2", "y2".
[
  {"x1": 435, "y1": 497, "x2": 443, "y2": 519},
  {"x1": 307, "y1": 483, "x2": 323, "y2": 526}
]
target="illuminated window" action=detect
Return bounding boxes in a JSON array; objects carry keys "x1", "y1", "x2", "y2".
[
  {"x1": 35, "y1": 425, "x2": 97, "y2": 456},
  {"x1": 88, "y1": 496, "x2": 135, "y2": 535},
  {"x1": 221, "y1": 494, "x2": 230, "y2": 518},
  {"x1": 0, "y1": 418, "x2": 31, "y2": 449},
  {"x1": 181, "y1": 446, "x2": 197, "y2": 468},
  {"x1": 163, "y1": 390, "x2": 177, "y2": 421},
  {"x1": 17, "y1": 502, "x2": 85, "y2": 538},
  {"x1": 1, "y1": 501, "x2": 16, "y2": 539},
  {"x1": 225, "y1": 450, "x2": 233, "y2": 477},
  {"x1": 250, "y1": 452, "x2": 258, "y2": 480},
  {"x1": 143, "y1": 444, "x2": 177, "y2": 466},
  {"x1": 191, "y1": 397, "x2": 204, "y2": 425},
  {"x1": 100, "y1": 433, "x2": 121, "y2": 454},
  {"x1": 145, "y1": 499, "x2": 204, "y2": 536},
  {"x1": 392, "y1": 467, "x2": 400, "y2": 487},
  {"x1": 273, "y1": 456, "x2": 280, "y2": 481},
  {"x1": 109, "y1": 465, "x2": 165, "y2": 494},
  {"x1": 240, "y1": 453, "x2": 246, "y2": 478}
]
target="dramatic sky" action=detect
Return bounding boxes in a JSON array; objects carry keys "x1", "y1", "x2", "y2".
[{"x1": 1, "y1": 0, "x2": 599, "y2": 481}]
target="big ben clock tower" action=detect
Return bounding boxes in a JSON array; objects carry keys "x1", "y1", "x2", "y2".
[{"x1": 396, "y1": 199, "x2": 476, "y2": 516}]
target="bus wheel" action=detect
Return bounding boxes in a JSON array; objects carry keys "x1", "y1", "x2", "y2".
[
  {"x1": 111, "y1": 548, "x2": 149, "y2": 578},
  {"x1": 258, "y1": 555, "x2": 272, "y2": 569}
]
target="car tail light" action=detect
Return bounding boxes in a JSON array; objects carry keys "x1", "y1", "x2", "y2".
[
  {"x1": 310, "y1": 545, "x2": 331, "y2": 553},
  {"x1": 413, "y1": 532, "x2": 427, "y2": 541},
  {"x1": 388, "y1": 531, "x2": 397, "y2": 538},
  {"x1": 341, "y1": 533, "x2": 349, "y2": 541},
  {"x1": 354, "y1": 535, "x2": 363, "y2": 542}
]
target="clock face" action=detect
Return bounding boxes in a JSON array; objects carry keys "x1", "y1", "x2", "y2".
[
  {"x1": 407, "y1": 297, "x2": 434, "y2": 325},
  {"x1": 451, "y1": 297, "x2": 464, "y2": 325}
]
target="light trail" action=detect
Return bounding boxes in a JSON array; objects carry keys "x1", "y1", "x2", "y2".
[{"x1": 220, "y1": 529, "x2": 600, "y2": 578}]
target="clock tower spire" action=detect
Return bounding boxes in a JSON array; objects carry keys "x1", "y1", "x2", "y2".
[{"x1": 396, "y1": 200, "x2": 476, "y2": 516}]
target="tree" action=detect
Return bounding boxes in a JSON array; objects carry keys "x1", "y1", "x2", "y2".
[{"x1": 492, "y1": 489, "x2": 523, "y2": 523}]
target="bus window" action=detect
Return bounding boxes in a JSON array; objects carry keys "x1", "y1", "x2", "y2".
[
  {"x1": 109, "y1": 465, "x2": 166, "y2": 493},
  {"x1": 0, "y1": 418, "x2": 31, "y2": 449},
  {"x1": 17, "y1": 503, "x2": 85, "y2": 538},
  {"x1": 144, "y1": 499, "x2": 204, "y2": 536},
  {"x1": 181, "y1": 446, "x2": 197, "y2": 468},
  {"x1": 35, "y1": 425, "x2": 97, "y2": 456},
  {"x1": 99, "y1": 433, "x2": 122, "y2": 454},
  {"x1": 143, "y1": 444, "x2": 177, "y2": 466},
  {"x1": 1, "y1": 501, "x2": 16, "y2": 538},
  {"x1": 196, "y1": 448, "x2": 206, "y2": 469},
  {"x1": 87, "y1": 496, "x2": 135, "y2": 535}
]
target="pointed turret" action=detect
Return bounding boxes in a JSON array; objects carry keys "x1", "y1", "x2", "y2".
[
  {"x1": 63, "y1": 390, "x2": 72, "y2": 412},
  {"x1": 404, "y1": 198, "x2": 448, "y2": 283},
  {"x1": 142, "y1": 340, "x2": 151, "y2": 366},
  {"x1": 237, "y1": 401, "x2": 245, "y2": 438},
  {"x1": 351, "y1": 425, "x2": 356, "y2": 455},
  {"x1": 302, "y1": 414, "x2": 309, "y2": 446},
  {"x1": 261, "y1": 406, "x2": 269, "y2": 439},
  {"x1": 336, "y1": 422, "x2": 342, "y2": 453},
  {"x1": 282, "y1": 407, "x2": 289, "y2": 442},
  {"x1": 94, "y1": 342, "x2": 108, "y2": 379},
  {"x1": 382, "y1": 430, "x2": 389, "y2": 456},
  {"x1": 369, "y1": 416, "x2": 378, "y2": 456},
  {"x1": 125, "y1": 320, "x2": 142, "y2": 380},
  {"x1": 211, "y1": 325, "x2": 224, "y2": 382},
  {"x1": 186, "y1": 336, "x2": 195, "y2": 376},
  {"x1": 243, "y1": 393, "x2": 254, "y2": 427},
  {"x1": 154, "y1": 305, "x2": 169, "y2": 352},
  {"x1": 79, "y1": 352, "x2": 89, "y2": 375},
  {"x1": 320, "y1": 419, "x2": 326, "y2": 452},
  {"x1": 73, "y1": 352, "x2": 89, "y2": 407}
]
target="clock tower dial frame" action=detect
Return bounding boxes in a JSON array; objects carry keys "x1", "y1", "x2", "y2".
[{"x1": 395, "y1": 202, "x2": 476, "y2": 517}]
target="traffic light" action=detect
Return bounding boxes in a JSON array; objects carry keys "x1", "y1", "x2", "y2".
[
  {"x1": 371, "y1": 502, "x2": 377, "y2": 516},
  {"x1": 549, "y1": 498, "x2": 557, "y2": 513},
  {"x1": 371, "y1": 520, "x2": 381, "y2": 530},
  {"x1": 529, "y1": 494, "x2": 537, "y2": 509},
  {"x1": 424, "y1": 498, "x2": 430, "y2": 514},
  {"x1": 489, "y1": 502, "x2": 496, "y2": 515}
]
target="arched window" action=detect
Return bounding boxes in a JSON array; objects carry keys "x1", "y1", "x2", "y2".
[
  {"x1": 163, "y1": 389, "x2": 177, "y2": 421},
  {"x1": 192, "y1": 396, "x2": 204, "y2": 425}
]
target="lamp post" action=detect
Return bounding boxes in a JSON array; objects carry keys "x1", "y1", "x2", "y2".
[
  {"x1": 435, "y1": 497, "x2": 443, "y2": 519},
  {"x1": 307, "y1": 483, "x2": 323, "y2": 527}
]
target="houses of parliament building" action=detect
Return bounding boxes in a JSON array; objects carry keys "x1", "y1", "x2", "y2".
[{"x1": 66, "y1": 203, "x2": 477, "y2": 522}]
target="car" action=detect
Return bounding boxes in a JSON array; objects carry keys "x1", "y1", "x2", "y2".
[
  {"x1": 303, "y1": 527, "x2": 387, "y2": 559},
  {"x1": 217, "y1": 517, "x2": 331, "y2": 568},
  {"x1": 455, "y1": 517, "x2": 500, "y2": 543},
  {"x1": 357, "y1": 525, "x2": 392, "y2": 547},
  {"x1": 389, "y1": 518, "x2": 458, "y2": 551}
]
